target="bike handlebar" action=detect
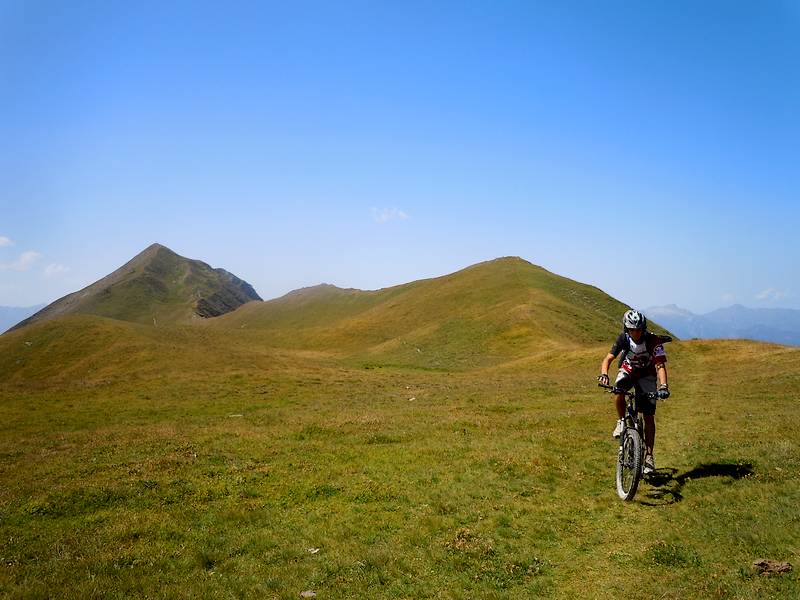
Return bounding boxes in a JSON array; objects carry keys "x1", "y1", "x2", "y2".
[{"x1": 597, "y1": 383, "x2": 660, "y2": 401}]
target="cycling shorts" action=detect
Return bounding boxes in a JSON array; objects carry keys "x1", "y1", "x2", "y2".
[{"x1": 615, "y1": 370, "x2": 657, "y2": 416}]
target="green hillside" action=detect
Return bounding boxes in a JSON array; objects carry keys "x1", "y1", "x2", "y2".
[
  {"x1": 0, "y1": 314, "x2": 322, "y2": 387},
  {"x1": 10, "y1": 243, "x2": 261, "y2": 331},
  {"x1": 209, "y1": 257, "x2": 672, "y2": 369}
]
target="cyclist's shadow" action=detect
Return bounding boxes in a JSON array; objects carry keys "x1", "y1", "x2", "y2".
[{"x1": 640, "y1": 462, "x2": 754, "y2": 506}]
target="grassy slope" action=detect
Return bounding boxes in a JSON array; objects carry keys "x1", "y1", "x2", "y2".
[
  {"x1": 1, "y1": 314, "x2": 798, "y2": 599},
  {"x1": 0, "y1": 315, "x2": 337, "y2": 388},
  {"x1": 209, "y1": 257, "x2": 670, "y2": 370}
]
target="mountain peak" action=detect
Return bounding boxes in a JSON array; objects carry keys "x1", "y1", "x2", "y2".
[
  {"x1": 114, "y1": 243, "x2": 178, "y2": 272},
  {"x1": 135, "y1": 242, "x2": 176, "y2": 259},
  {"x1": 477, "y1": 256, "x2": 537, "y2": 268},
  {"x1": 9, "y1": 246, "x2": 261, "y2": 331}
]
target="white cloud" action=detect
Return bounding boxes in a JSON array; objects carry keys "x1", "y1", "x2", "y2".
[
  {"x1": 0, "y1": 236, "x2": 13, "y2": 247},
  {"x1": 0, "y1": 250, "x2": 43, "y2": 272},
  {"x1": 44, "y1": 263, "x2": 70, "y2": 278},
  {"x1": 372, "y1": 207, "x2": 410, "y2": 224},
  {"x1": 756, "y1": 288, "x2": 787, "y2": 302}
]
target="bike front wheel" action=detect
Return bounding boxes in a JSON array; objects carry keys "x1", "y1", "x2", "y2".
[{"x1": 616, "y1": 428, "x2": 643, "y2": 501}]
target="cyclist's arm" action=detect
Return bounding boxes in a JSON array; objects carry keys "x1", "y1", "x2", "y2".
[
  {"x1": 600, "y1": 352, "x2": 616, "y2": 376},
  {"x1": 656, "y1": 362, "x2": 668, "y2": 387}
]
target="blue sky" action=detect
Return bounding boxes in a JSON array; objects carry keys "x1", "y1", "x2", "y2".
[{"x1": 1, "y1": 1, "x2": 798, "y2": 313}]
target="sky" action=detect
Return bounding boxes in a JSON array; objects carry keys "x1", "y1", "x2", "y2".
[{"x1": 1, "y1": 1, "x2": 798, "y2": 314}]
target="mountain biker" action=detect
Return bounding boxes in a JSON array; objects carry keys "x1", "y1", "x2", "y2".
[{"x1": 598, "y1": 309, "x2": 670, "y2": 474}]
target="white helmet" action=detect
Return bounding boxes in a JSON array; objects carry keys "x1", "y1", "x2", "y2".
[{"x1": 623, "y1": 309, "x2": 647, "y2": 331}]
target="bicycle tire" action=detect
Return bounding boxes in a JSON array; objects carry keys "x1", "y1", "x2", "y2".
[{"x1": 616, "y1": 428, "x2": 643, "y2": 501}]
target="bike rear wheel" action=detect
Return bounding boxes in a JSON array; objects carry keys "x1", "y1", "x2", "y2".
[{"x1": 616, "y1": 428, "x2": 643, "y2": 501}]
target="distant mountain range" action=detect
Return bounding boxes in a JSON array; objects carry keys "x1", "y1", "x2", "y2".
[
  {"x1": 9, "y1": 243, "x2": 261, "y2": 332},
  {"x1": 645, "y1": 304, "x2": 800, "y2": 346},
  {"x1": 0, "y1": 304, "x2": 46, "y2": 334}
]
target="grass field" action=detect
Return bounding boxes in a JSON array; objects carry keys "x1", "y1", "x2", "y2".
[{"x1": 2, "y1": 329, "x2": 798, "y2": 598}]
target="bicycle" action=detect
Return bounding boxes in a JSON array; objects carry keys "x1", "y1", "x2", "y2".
[{"x1": 598, "y1": 383, "x2": 660, "y2": 501}]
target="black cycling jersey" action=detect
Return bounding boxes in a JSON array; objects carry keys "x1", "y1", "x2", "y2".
[{"x1": 610, "y1": 331, "x2": 667, "y2": 376}]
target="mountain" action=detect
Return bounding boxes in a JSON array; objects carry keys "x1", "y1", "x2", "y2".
[
  {"x1": 644, "y1": 304, "x2": 708, "y2": 339},
  {"x1": 0, "y1": 304, "x2": 46, "y2": 334},
  {"x1": 645, "y1": 304, "x2": 800, "y2": 346},
  {"x1": 9, "y1": 244, "x2": 261, "y2": 332},
  {"x1": 207, "y1": 256, "x2": 673, "y2": 369},
  {"x1": 2, "y1": 254, "x2": 674, "y2": 377}
]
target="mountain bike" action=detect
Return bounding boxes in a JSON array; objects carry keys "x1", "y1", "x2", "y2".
[{"x1": 598, "y1": 383, "x2": 660, "y2": 501}]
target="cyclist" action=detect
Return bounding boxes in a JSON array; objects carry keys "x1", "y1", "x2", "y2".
[{"x1": 598, "y1": 309, "x2": 670, "y2": 474}]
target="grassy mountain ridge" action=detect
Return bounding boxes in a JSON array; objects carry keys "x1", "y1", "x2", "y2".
[
  {"x1": 0, "y1": 256, "x2": 676, "y2": 379},
  {"x1": 10, "y1": 243, "x2": 261, "y2": 331},
  {"x1": 208, "y1": 257, "x2": 671, "y2": 369}
]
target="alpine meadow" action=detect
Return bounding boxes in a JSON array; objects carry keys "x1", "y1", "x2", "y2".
[{"x1": 1, "y1": 244, "x2": 798, "y2": 599}]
